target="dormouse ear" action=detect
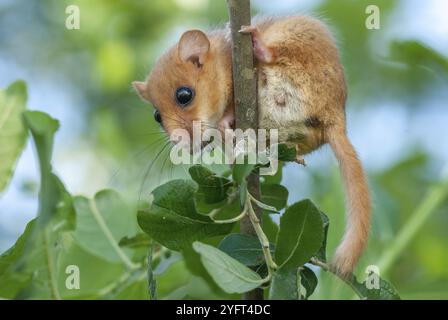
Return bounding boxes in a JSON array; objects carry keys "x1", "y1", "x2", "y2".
[
  {"x1": 178, "y1": 30, "x2": 210, "y2": 67},
  {"x1": 132, "y1": 81, "x2": 149, "y2": 101}
]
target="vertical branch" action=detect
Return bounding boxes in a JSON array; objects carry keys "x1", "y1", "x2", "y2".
[{"x1": 226, "y1": 0, "x2": 263, "y2": 300}]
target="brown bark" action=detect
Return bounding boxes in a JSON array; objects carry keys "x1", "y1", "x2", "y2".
[{"x1": 226, "y1": 0, "x2": 263, "y2": 300}]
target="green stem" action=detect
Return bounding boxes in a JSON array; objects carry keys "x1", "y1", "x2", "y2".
[
  {"x1": 211, "y1": 209, "x2": 247, "y2": 224},
  {"x1": 88, "y1": 199, "x2": 139, "y2": 270},
  {"x1": 43, "y1": 227, "x2": 61, "y2": 300},
  {"x1": 247, "y1": 194, "x2": 278, "y2": 279},
  {"x1": 310, "y1": 258, "x2": 364, "y2": 299},
  {"x1": 210, "y1": 188, "x2": 278, "y2": 281},
  {"x1": 377, "y1": 178, "x2": 448, "y2": 275},
  {"x1": 209, "y1": 190, "x2": 238, "y2": 219},
  {"x1": 148, "y1": 242, "x2": 156, "y2": 300},
  {"x1": 98, "y1": 268, "x2": 146, "y2": 298}
]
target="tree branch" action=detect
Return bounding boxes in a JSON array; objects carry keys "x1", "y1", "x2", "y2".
[{"x1": 226, "y1": 0, "x2": 263, "y2": 300}]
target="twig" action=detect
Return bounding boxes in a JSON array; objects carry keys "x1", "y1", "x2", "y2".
[
  {"x1": 226, "y1": 0, "x2": 262, "y2": 300},
  {"x1": 247, "y1": 193, "x2": 278, "y2": 277},
  {"x1": 310, "y1": 258, "x2": 364, "y2": 299},
  {"x1": 211, "y1": 207, "x2": 248, "y2": 224}
]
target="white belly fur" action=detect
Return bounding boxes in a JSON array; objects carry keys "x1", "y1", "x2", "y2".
[{"x1": 257, "y1": 67, "x2": 309, "y2": 144}]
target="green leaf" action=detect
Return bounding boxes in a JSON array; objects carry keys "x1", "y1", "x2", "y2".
[
  {"x1": 22, "y1": 111, "x2": 59, "y2": 162},
  {"x1": 260, "y1": 184, "x2": 288, "y2": 212},
  {"x1": 389, "y1": 40, "x2": 448, "y2": 75},
  {"x1": 0, "y1": 81, "x2": 28, "y2": 193},
  {"x1": 251, "y1": 197, "x2": 278, "y2": 213},
  {"x1": 262, "y1": 162, "x2": 283, "y2": 184},
  {"x1": 262, "y1": 213, "x2": 279, "y2": 242},
  {"x1": 119, "y1": 233, "x2": 152, "y2": 249},
  {"x1": 22, "y1": 111, "x2": 71, "y2": 226},
  {"x1": 275, "y1": 199, "x2": 324, "y2": 270},
  {"x1": 300, "y1": 266, "x2": 318, "y2": 299},
  {"x1": 315, "y1": 212, "x2": 330, "y2": 262},
  {"x1": 73, "y1": 190, "x2": 138, "y2": 265},
  {"x1": 277, "y1": 144, "x2": 297, "y2": 162},
  {"x1": 269, "y1": 267, "x2": 299, "y2": 299},
  {"x1": 57, "y1": 240, "x2": 127, "y2": 299},
  {"x1": 14, "y1": 209, "x2": 74, "y2": 299},
  {"x1": 192, "y1": 242, "x2": 264, "y2": 294},
  {"x1": 350, "y1": 276, "x2": 401, "y2": 300},
  {"x1": 269, "y1": 265, "x2": 318, "y2": 300},
  {"x1": 12, "y1": 111, "x2": 76, "y2": 299},
  {"x1": 181, "y1": 244, "x2": 223, "y2": 294},
  {"x1": 189, "y1": 165, "x2": 232, "y2": 204},
  {"x1": 0, "y1": 220, "x2": 34, "y2": 298},
  {"x1": 218, "y1": 234, "x2": 273, "y2": 267},
  {"x1": 138, "y1": 180, "x2": 234, "y2": 251},
  {"x1": 232, "y1": 163, "x2": 255, "y2": 185}
]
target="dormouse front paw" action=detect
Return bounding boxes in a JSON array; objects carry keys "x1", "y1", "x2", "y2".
[{"x1": 218, "y1": 112, "x2": 235, "y2": 134}]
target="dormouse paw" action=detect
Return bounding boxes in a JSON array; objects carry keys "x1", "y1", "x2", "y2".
[
  {"x1": 239, "y1": 25, "x2": 257, "y2": 34},
  {"x1": 238, "y1": 25, "x2": 275, "y2": 64},
  {"x1": 295, "y1": 156, "x2": 307, "y2": 166},
  {"x1": 218, "y1": 113, "x2": 235, "y2": 134},
  {"x1": 295, "y1": 145, "x2": 307, "y2": 166}
]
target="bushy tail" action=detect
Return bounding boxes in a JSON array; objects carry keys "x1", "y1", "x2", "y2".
[{"x1": 327, "y1": 127, "x2": 371, "y2": 276}]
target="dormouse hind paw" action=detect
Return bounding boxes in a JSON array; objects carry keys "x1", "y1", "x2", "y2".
[
  {"x1": 239, "y1": 25, "x2": 258, "y2": 34},
  {"x1": 238, "y1": 25, "x2": 275, "y2": 64},
  {"x1": 295, "y1": 156, "x2": 307, "y2": 166},
  {"x1": 295, "y1": 145, "x2": 307, "y2": 166}
]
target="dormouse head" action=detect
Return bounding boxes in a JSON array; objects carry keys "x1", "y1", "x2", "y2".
[{"x1": 133, "y1": 29, "x2": 232, "y2": 144}]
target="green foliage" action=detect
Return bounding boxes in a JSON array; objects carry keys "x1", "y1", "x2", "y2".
[
  {"x1": 275, "y1": 200, "x2": 324, "y2": 269},
  {"x1": 134, "y1": 155, "x2": 400, "y2": 299},
  {"x1": 0, "y1": 109, "x2": 144, "y2": 299},
  {"x1": 189, "y1": 165, "x2": 232, "y2": 204},
  {"x1": 5, "y1": 0, "x2": 448, "y2": 298},
  {"x1": 299, "y1": 266, "x2": 318, "y2": 299},
  {"x1": 260, "y1": 184, "x2": 288, "y2": 212},
  {"x1": 193, "y1": 242, "x2": 265, "y2": 294},
  {"x1": 73, "y1": 190, "x2": 138, "y2": 265},
  {"x1": 219, "y1": 234, "x2": 272, "y2": 267},
  {"x1": 0, "y1": 220, "x2": 34, "y2": 298},
  {"x1": 0, "y1": 105, "x2": 402, "y2": 299},
  {"x1": 137, "y1": 180, "x2": 234, "y2": 251},
  {"x1": 2, "y1": 111, "x2": 75, "y2": 299},
  {"x1": 389, "y1": 40, "x2": 448, "y2": 76},
  {"x1": 351, "y1": 276, "x2": 401, "y2": 300},
  {"x1": 316, "y1": 212, "x2": 330, "y2": 262},
  {"x1": 119, "y1": 233, "x2": 151, "y2": 249},
  {"x1": 0, "y1": 81, "x2": 28, "y2": 193}
]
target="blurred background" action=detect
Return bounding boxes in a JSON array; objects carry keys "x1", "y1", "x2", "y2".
[{"x1": 0, "y1": 0, "x2": 447, "y2": 299}]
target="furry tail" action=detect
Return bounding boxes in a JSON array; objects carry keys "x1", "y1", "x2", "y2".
[{"x1": 327, "y1": 127, "x2": 371, "y2": 275}]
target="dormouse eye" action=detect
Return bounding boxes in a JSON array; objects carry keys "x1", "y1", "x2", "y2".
[
  {"x1": 153, "y1": 109, "x2": 162, "y2": 124},
  {"x1": 175, "y1": 86, "x2": 194, "y2": 107}
]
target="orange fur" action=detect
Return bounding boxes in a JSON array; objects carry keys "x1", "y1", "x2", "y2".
[
  {"x1": 134, "y1": 15, "x2": 371, "y2": 275},
  {"x1": 327, "y1": 127, "x2": 371, "y2": 275}
]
